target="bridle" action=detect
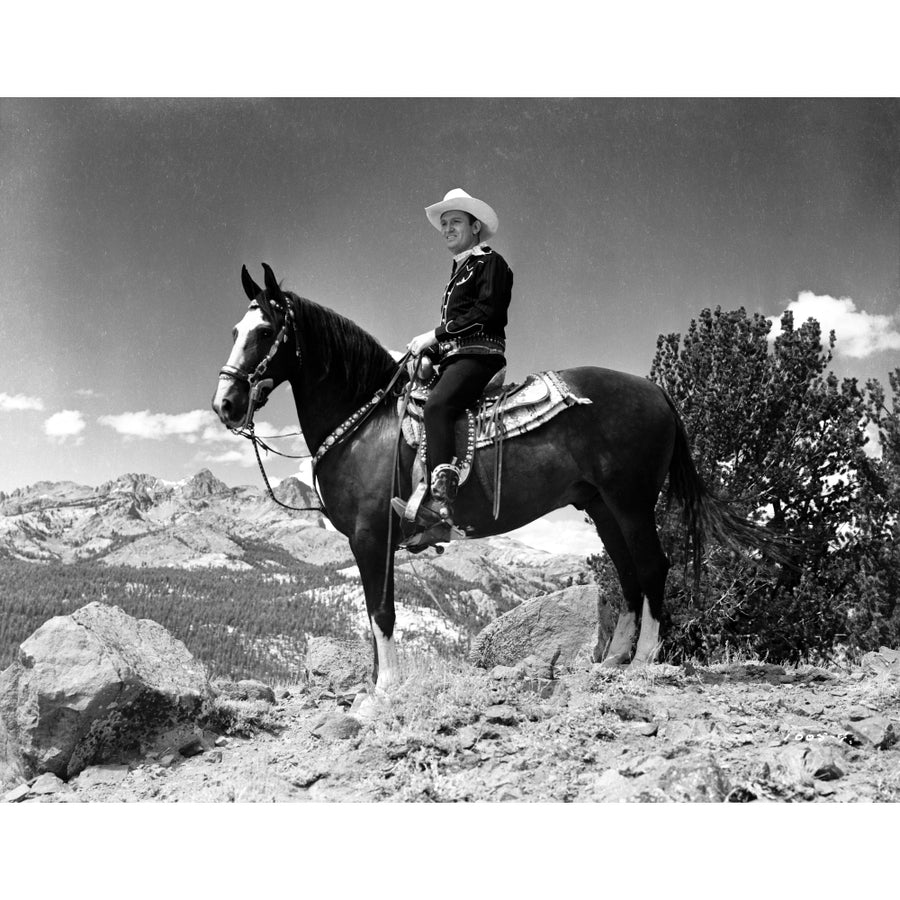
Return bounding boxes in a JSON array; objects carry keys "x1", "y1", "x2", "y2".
[
  {"x1": 218, "y1": 298, "x2": 301, "y2": 431},
  {"x1": 218, "y1": 296, "x2": 325, "y2": 513},
  {"x1": 219, "y1": 293, "x2": 410, "y2": 524}
]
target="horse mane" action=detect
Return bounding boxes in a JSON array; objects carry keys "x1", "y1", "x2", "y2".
[{"x1": 283, "y1": 291, "x2": 397, "y2": 403}]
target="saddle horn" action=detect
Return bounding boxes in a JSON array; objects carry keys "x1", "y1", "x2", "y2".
[{"x1": 241, "y1": 265, "x2": 262, "y2": 301}]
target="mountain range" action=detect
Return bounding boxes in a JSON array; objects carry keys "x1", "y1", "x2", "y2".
[{"x1": 0, "y1": 471, "x2": 590, "y2": 665}]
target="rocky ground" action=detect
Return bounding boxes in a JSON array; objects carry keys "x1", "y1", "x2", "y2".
[{"x1": 8, "y1": 649, "x2": 900, "y2": 803}]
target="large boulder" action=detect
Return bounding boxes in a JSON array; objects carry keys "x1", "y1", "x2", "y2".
[
  {"x1": 0, "y1": 602, "x2": 211, "y2": 786},
  {"x1": 469, "y1": 584, "x2": 617, "y2": 670},
  {"x1": 305, "y1": 637, "x2": 372, "y2": 693}
]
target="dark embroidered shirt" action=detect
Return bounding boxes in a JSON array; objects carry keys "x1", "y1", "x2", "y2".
[{"x1": 434, "y1": 244, "x2": 513, "y2": 343}]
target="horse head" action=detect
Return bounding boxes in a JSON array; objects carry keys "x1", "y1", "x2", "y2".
[{"x1": 212, "y1": 263, "x2": 298, "y2": 429}]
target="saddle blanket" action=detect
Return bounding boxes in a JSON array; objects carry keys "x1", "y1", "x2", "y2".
[{"x1": 399, "y1": 370, "x2": 592, "y2": 486}]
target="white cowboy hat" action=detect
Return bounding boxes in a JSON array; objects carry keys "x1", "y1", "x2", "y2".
[{"x1": 425, "y1": 188, "x2": 499, "y2": 241}]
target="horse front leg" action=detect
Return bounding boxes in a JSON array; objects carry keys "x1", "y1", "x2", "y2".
[{"x1": 352, "y1": 532, "x2": 401, "y2": 694}]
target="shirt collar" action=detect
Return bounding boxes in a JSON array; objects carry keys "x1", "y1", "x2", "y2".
[{"x1": 452, "y1": 242, "x2": 488, "y2": 267}]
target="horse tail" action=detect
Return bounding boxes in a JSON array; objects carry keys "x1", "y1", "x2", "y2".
[{"x1": 660, "y1": 388, "x2": 792, "y2": 582}]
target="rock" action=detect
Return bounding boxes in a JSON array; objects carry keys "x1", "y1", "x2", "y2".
[
  {"x1": 158, "y1": 754, "x2": 177, "y2": 768},
  {"x1": 611, "y1": 700, "x2": 655, "y2": 722},
  {"x1": 845, "y1": 716, "x2": 898, "y2": 750},
  {"x1": 796, "y1": 667, "x2": 834, "y2": 683},
  {"x1": 519, "y1": 655, "x2": 557, "y2": 680},
  {"x1": 490, "y1": 665, "x2": 520, "y2": 681},
  {"x1": 636, "y1": 722, "x2": 660, "y2": 737},
  {"x1": 0, "y1": 602, "x2": 211, "y2": 783},
  {"x1": 483, "y1": 704, "x2": 519, "y2": 726},
  {"x1": 815, "y1": 780, "x2": 837, "y2": 796},
  {"x1": 72, "y1": 764, "x2": 131, "y2": 789},
  {"x1": 657, "y1": 754, "x2": 731, "y2": 802},
  {"x1": 4, "y1": 783, "x2": 30, "y2": 803},
  {"x1": 147, "y1": 723, "x2": 203, "y2": 757},
  {"x1": 214, "y1": 736, "x2": 229, "y2": 748},
  {"x1": 704, "y1": 662, "x2": 789, "y2": 684},
  {"x1": 663, "y1": 719, "x2": 717, "y2": 743},
  {"x1": 595, "y1": 769, "x2": 632, "y2": 799},
  {"x1": 178, "y1": 738, "x2": 204, "y2": 758},
  {"x1": 305, "y1": 637, "x2": 372, "y2": 693},
  {"x1": 290, "y1": 768, "x2": 327, "y2": 789},
  {"x1": 30, "y1": 772, "x2": 68, "y2": 795},
  {"x1": 859, "y1": 646, "x2": 900, "y2": 676},
  {"x1": 776, "y1": 742, "x2": 848, "y2": 784},
  {"x1": 310, "y1": 712, "x2": 363, "y2": 741},
  {"x1": 212, "y1": 679, "x2": 276, "y2": 704},
  {"x1": 469, "y1": 585, "x2": 615, "y2": 670},
  {"x1": 205, "y1": 750, "x2": 223, "y2": 764}
]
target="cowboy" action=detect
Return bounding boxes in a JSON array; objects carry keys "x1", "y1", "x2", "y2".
[{"x1": 394, "y1": 188, "x2": 513, "y2": 531}]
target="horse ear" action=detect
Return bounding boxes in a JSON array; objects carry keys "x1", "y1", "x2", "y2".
[
  {"x1": 261, "y1": 263, "x2": 286, "y2": 304},
  {"x1": 241, "y1": 265, "x2": 262, "y2": 301}
]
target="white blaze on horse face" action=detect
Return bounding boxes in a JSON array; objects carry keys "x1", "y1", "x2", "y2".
[
  {"x1": 371, "y1": 617, "x2": 400, "y2": 689},
  {"x1": 213, "y1": 306, "x2": 270, "y2": 423},
  {"x1": 226, "y1": 306, "x2": 270, "y2": 374}
]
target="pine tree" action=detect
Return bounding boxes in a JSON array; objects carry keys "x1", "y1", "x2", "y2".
[{"x1": 644, "y1": 306, "x2": 899, "y2": 661}]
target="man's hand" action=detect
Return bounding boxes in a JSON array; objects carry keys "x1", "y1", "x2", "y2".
[{"x1": 408, "y1": 330, "x2": 438, "y2": 356}]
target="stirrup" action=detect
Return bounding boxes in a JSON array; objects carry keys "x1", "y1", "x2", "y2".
[
  {"x1": 391, "y1": 488, "x2": 450, "y2": 531},
  {"x1": 429, "y1": 462, "x2": 460, "y2": 520}
]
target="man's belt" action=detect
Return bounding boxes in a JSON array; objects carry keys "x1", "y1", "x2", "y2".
[{"x1": 438, "y1": 334, "x2": 506, "y2": 359}]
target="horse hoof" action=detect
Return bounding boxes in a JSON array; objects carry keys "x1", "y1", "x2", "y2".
[
  {"x1": 599, "y1": 655, "x2": 631, "y2": 668},
  {"x1": 628, "y1": 656, "x2": 660, "y2": 670},
  {"x1": 350, "y1": 689, "x2": 392, "y2": 722}
]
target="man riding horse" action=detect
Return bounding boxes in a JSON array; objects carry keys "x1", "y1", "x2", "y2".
[{"x1": 392, "y1": 188, "x2": 513, "y2": 532}]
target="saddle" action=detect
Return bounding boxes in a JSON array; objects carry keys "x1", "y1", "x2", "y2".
[{"x1": 395, "y1": 367, "x2": 592, "y2": 549}]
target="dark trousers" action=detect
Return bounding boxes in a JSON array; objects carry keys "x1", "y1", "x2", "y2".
[{"x1": 424, "y1": 354, "x2": 505, "y2": 472}]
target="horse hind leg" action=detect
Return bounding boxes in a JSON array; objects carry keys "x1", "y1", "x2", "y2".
[
  {"x1": 589, "y1": 494, "x2": 671, "y2": 668},
  {"x1": 586, "y1": 497, "x2": 642, "y2": 667},
  {"x1": 622, "y1": 513, "x2": 670, "y2": 668}
]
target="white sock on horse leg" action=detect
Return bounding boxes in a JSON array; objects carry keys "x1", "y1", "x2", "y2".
[{"x1": 371, "y1": 617, "x2": 400, "y2": 689}]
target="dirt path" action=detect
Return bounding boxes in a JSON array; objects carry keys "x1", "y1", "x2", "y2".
[{"x1": 17, "y1": 656, "x2": 900, "y2": 803}]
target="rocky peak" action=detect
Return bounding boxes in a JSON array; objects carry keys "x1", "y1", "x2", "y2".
[
  {"x1": 98, "y1": 473, "x2": 164, "y2": 496},
  {"x1": 0, "y1": 480, "x2": 95, "y2": 514},
  {"x1": 272, "y1": 477, "x2": 319, "y2": 509},
  {"x1": 177, "y1": 469, "x2": 230, "y2": 500}
]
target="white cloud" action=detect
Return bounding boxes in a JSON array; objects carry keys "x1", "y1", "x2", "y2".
[
  {"x1": 196, "y1": 419, "x2": 308, "y2": 468},
  {"x1": 44, "y1": 409, "x2": 86, "y2": 444},
  {"x1": 0, "y1": 392, "x2": 45, "y2": 412},
  {"x1": 200, "y1": 449, "x2": 255, "y2": 466},
  {"x1": 98, "y1": 409, "x2": 219, "y2": 442},
  {"x1": 769, "y1": 291, "x2": 900, "y2": 358}
]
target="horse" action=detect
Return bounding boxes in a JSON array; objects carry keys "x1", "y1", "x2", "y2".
[{"x1": 212, "y1": 263, "x2": 783, "y2": 706}]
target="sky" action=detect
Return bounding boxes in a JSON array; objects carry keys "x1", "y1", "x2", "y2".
[{"x1": 2, "y1": 12, "x2": 900, "y2": 555}]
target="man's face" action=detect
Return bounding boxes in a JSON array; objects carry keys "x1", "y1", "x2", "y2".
[{"x1": 440, "y1": 210, "x2": 480, "y2": 254}]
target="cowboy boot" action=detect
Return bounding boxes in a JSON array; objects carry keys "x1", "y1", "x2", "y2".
[
  {"x1": 428, "y1": 462, "x2": 460, "y2": 523},
  {"x1": 390, "y1": 462, "x2": 461, "y2": 534}
]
